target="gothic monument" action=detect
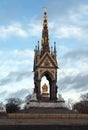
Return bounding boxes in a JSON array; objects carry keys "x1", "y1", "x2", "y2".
[{"x1": 26, "y1": 8, "x2": 65, "y2": 108}]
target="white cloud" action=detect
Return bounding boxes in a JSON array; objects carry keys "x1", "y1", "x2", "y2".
[
  {"x1": 0, "y1": 2, "x2": 88, "y2": 103},
  {"x1": 78, "y1": 4, "x2": 88, "y2": 16},
  {"x1": 0, "y1": 49, "x2": 34, "y2": 102},
  {"x1": 0, "y1": 49, "x2": 34, "y2": 78},
  {"x1": 57, "y1": 48, "x2": 88, "y2": 99},
  {"x1": 48, "y1": 4, "x2": 88, "y2": 40},
  {"x1": 0, "y1": 4, "x2": 88, "y2": 41},
  {"x1": 49, "y1": 23, "x2": 88, "y2": 40},
  {"x1": 62, "y1": 89, "x2": 81, "y2": 102},
  {"x1": 28, "y1": 23, "x2": 42, "y2": 37},
  {"x1": 69, "y1": 4, "x2": 88, "y2": 22},
  {"x1": 0, "y1": 21, "x2": 42, "y2": 40},
  {"x1": 0, "y1": 22, "x2": 28, "y2": 40},
  {"x1": 0, "y1": 48, "x2": 88, "y2": 102},
  {"x1": 56, "y1": 25, "x2": 82, "y2": 39},
  {"x1": 0, "y1": 78, "x2": 34, "y2": 103}
]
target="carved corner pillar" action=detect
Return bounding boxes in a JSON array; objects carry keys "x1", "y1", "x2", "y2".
[
  {"x1": 35, "y1": 80, "x2": 41, "y2": 100},
  {"x1": 50, "y1": 80, "x2": 57, "y2": 101}
]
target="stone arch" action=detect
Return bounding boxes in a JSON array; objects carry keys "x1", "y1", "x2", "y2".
[
  {"x1": 34, "y1": 69, "x2": 57, "y2": 101},
  {"x1": 40, "y1": 70, "x2": 54, "y2": 81},
  {"x1": 39, "y1": 70, "x2": 57, "y2": 100}
]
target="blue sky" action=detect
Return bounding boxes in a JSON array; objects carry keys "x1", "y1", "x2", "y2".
[{"x1": 0, "y1": 0, "x2": 88, "y2": 103}]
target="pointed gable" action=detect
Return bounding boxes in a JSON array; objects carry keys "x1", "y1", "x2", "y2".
[{"x1": 36, "y1": 52, "x2": 58, "y2": 68}]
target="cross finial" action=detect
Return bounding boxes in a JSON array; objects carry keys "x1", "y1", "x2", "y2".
[{"x1": 43, "y1": 6, "x2": 47, "y2": 12}]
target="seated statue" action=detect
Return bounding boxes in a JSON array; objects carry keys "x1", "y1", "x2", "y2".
[{"x1": 42, "y1": 83, "x2": 48, "y2": 94}]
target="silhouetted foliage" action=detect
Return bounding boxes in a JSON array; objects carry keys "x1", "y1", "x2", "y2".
[
  {"x1": 6, "y1": 98, "x2": 22, "y2": 113},
  {"x1": 73, "y1": 93, "x2": 88, "y2": 114},
  {"x1": 80, "y1": 93, "x2": 88, "y2": 101}
]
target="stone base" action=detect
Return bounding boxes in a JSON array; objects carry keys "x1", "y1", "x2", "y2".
[
  {"x1": 41, "y1": 93, "x2": 50, "y2": 101},
  {"x1": 26, "y1": 101, "x2": 65, "y2": 109},
  {"x1": 26, "y1": 93, "x2": 66, "y2": 109},
  {"x1": 0, "y1": 112, "x2": 7, "y2": 119}
]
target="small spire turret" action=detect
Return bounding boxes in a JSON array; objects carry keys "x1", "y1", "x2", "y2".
[
  {"x1": 38, "y1": 41, "x2": 40, "y2": 51},
  {"x1": 53, "y1": 42, "x2": 57, "y2": 59},
  {"x1": 54, "y1": 42, "x2": 56, "y2": 53}
]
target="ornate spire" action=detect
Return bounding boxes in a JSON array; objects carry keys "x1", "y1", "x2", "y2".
[{"x1": 41, "y1": 7, "x2": 50, "y2": 53}]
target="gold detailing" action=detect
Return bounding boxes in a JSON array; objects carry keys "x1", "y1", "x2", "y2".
[
  {"x1": 45, "y1": 37, "x2": 47, "y2": 43},
  {"x1": 36, "y1": 52, "x2": 58, "y2": 67},
  {"x1": 42, "y1": 38, "x2": 44, "y2": 44},
  {"x1": 42, "y1": 83, "x2": 48, "y2": 94},
  {"x1": 38, "y1": 68, "x2": 56, "y2": 80},
  {"x1": 44, "y1": 16, "x2": 47, "y2": 20},
  {"x1": 41, "y1": 6, "x2": 50, "y2": 51},
  {"x1": 42, "y1": 37, "x2": 49, "y2": 45},
  {"x1": 43, "y1": 22, "x2": 47, "y2": 26},
  {"x1": 48, "y1": 39, "x2": 50, "y2": 44}
]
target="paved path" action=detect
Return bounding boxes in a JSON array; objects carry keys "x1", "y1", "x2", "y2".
[{"x1": 0, "y1": 119, "x2": 88, "y2": 125}]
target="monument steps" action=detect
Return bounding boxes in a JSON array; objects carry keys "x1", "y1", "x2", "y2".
[{"x1": 20, "y1": 108, "x2": 77, "y2": 114}]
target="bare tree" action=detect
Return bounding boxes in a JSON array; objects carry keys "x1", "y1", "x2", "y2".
[
  {"x1": 73, "y1": 93, "x2": 88, "y2": 114},
  {"x1": 6, "y1": 98, "x2": 22, "y2": 113},
  {"x1": 80, "y1": 93, "x2": 88, "y2": 101}
]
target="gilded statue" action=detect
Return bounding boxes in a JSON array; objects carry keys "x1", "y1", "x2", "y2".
[{"x1": 42, "y1": 83, "x2": 48, "y2": 94}]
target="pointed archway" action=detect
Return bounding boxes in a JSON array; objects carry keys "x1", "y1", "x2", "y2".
[
  {"x1": 41, "y1": 76, "x2": 49, "y2": 94},
  {"x1": 40, "y1": 71, "x2": 57, "y2": 100}
]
